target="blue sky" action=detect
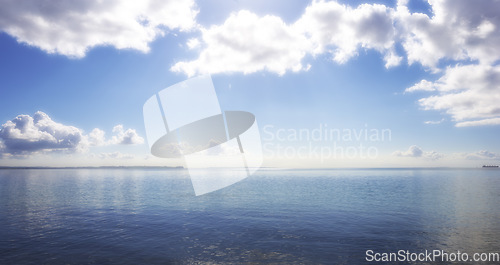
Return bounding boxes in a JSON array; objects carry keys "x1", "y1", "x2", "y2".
[{"x1": 0, "y1": 0, "x2": 499, "y2": 167}]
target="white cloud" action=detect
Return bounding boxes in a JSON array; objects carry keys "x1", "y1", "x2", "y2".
[
  {"x1": 424, "y1": 118, "x2": 444, "y2": 125},
  {"x1": 456, "y1": 118, "x2": 500, "y2": 127},
  {"x1": 172, "y1": 1, "x2": 401, "y2": 76},
  {"x1": 0, "y1": 112, "x2": 145, "y2": 157},
  {"x1": 296, "y1": 1, "x2": 398, "y2": 66},
  {"x1": 88, "y1": 128, "x2": 106, "y2": 146},
  {"x1": 424, "y1": 150, "x2": 444, "y2": 161},
  {"x1": 2, "y1": 0, "x2": 498, "y2": 79},
  {"x1": 110, "y1": 125, "x2": 145, "y2": 145},
  {"x1": 99, "y1": 152, "x2": 135, "y2": 160},
  {"x1": 186, "y1": 38, "x2": 201, "y2": 50},
  {"x1": 405, "y1": 80, "x2": 436, "y2": 92},
  {"x1": 89, "y1": 125, "x2": 145, "y2": 146},
  {"x1": 0, "y1": 111, "x2": 85, "y2": 155},
  {"x1": 172, "y1": 10, "x2": 311, "y2": 76},
  {"x1": 172, "y1": 0, "x2": 498, "y2": 76},
  {"x1": 398, "y1": 1, "x2": 500, "y2": 127},
  {"x1": 0, "y1": 0, "x2": 198, "y2": 58},
  {"x1": 0, "y1": 139, "x2": 6, "y2": 158},
  {"x1": 407, "y1": 64, "x2": 500, "y2": 126},
  {"x1": 464, "y1": 150, "x2": 500, "y2": 160},
  {"x1": 169, "y1": 0, "x2": 500, "y2": 124},
  {"x1": 393, "y1": 145, "x2": 423, "y2": 157},
  {"x1": 395, "y1": 0, "x2": 500, "y2": 69},
  {"x1": 393, "y1": 145, "x2": 443, "y2": 160},
  {"x1": 1, "y1": 0, "x2": 499, "y2": 127}
]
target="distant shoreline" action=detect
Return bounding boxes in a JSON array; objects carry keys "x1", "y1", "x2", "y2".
[
  {"x1": 0, "y1": 166, "x2": 185, "y2": 170},
  {"x1": 0, "y1": 166, "x2": 491, "y2": 170}
]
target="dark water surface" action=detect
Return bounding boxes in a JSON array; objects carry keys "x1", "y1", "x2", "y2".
[{"x1": 0, "y1": 168, "x2": 499, "y2": 264}]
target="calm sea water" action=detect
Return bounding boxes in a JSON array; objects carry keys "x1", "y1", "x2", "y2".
[{"x1": 0, "y1": 168, "x2": 499, "y2": 264}]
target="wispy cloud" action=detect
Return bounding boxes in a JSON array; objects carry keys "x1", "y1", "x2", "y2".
[
  {"x1": 98, "y1": 152, "x2": 135, "y2": 160},
  {"x1": 424, "y1": 118, "x2": 444, "y2": 125},
  {"x1": 456, "y1": 118, "x2": 500, "y2": 127}
]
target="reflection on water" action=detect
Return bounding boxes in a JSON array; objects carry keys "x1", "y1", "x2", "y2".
[
  {"x1": 0, "y1": 168, "x2": 499, "y2": 264},
  {"x1": 435, "y1": 172, "x2": 500, "y2": 255}
]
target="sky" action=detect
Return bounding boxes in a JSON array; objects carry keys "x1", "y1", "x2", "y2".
[{"x1": 0, "y1": 0, "x2": 499, "y2": 168}]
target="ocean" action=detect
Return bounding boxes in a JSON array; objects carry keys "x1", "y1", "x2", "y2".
[{"x1": 0, "y1": 168, "x2": 499, "y2": 264}]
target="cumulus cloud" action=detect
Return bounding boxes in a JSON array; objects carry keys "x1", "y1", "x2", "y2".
[
  {"x1": 393, "y1": 145, "x2": 423, "y2": 157},
  {"x1": 398, "y1": 0, "x2": 500, "y2": 127},
  {"x1": 110, "y1": 125, "x2": 145, "y2": 145},
  {"x1": 169, "y1": 0, "x2": 500, "y2": 128},
  {"x1": 172, "y1": 1, "x2": 400, "y2": 76},
  {"x1": 173, "y1": 0, "x2": 500, "y2": 76},
  {"x1": 171, "y1": 10, "x2": 311, "y2": 76},
  {"x1": 88, "y1": 128, "x2": 106, "y2": 146},
  {"x1": 406, "y1": 64, "x2": 500, "y2": 126},
  {"x1": 393, "y1": 145, "x2": 443, "y2": 160},
  {"x1": 1, "y1": 0, "x2": 498, "y2": 127},
  {"x1": 0, "y1": 0, "x2": 198, "y2": 58},
  {"x1": 0, "y1": 111, "x2": 85, "y2": 155},
  {"x1": 174, "y1": 0, "x2": 500, "y2": 76},
  {"x1": 395, "y1": 0, "x2": 500, "y2": 69},
  {"x1": 295, "y1": 1, "x2": 398, "y2": 66},
  {"x1": 89, "y1": 125, "x2": 145, "y2": 146},
  {"x1": 0, "y1": 112, "x2": 145, "y2": 157}
]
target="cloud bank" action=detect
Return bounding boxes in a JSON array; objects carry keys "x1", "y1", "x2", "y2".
[
  {"x1": 0, "y1": 111, "x2": 144, "y2": 157},
  {"x1": 393, "y1": 146, "x2": 500, "y2": 162},
  {"x1": 464, "y1": 150, "x2": 500, "y2": 160},
  {"x1": 173, "y1": 0, "x2": 500, "y2": 77}
]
